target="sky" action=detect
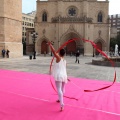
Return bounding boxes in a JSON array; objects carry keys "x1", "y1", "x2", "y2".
[{"x1": 22, "y1": 0, "x2": 120, "y2": 15}]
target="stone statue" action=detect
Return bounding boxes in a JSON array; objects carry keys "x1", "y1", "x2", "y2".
[{"x1": 115, "y1": 44, "x2": 118, "y2": 56}]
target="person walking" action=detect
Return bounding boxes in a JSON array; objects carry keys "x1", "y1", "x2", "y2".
[
  {"x1": 47, "y1": 41, "x2": 68, "y2": 111},
  {"x1": 75, "y1": 51, "x2": 80, "y2": 64}
]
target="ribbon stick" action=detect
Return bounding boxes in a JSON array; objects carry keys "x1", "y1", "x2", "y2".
[{"x1": 49, "y1": 38, "x2": 116, "y2": 96}]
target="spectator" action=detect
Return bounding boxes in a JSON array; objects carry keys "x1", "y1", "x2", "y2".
[
  {"x1": 6, "y1": 49, "x2": 10, "y2": 58},
  {"x1": 2, "y1": 49, "x2": 6, "y2": 58}
]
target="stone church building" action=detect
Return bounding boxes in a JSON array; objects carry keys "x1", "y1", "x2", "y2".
[
  {"x1": 30, "y1": 0, "x2": 110, "y2": 56},
  {"x1": 0, "y1": 0, "x2": 22, "y2": 58}
]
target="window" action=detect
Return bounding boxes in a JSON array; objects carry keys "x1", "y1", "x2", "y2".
[
  {"x1": 68, "y1": 8, "x2": 76, "y2": 17},
  {"x1": 109, "y1": 15, "x2": 111, "y2": 19},
  {"x1": 118, "y1": 14, "x2": 120, "y2": 18},
  {"x1": 98, "y1": 12, "x2": 103, "y2": 22},
  {"x1": 113, "y1": 20, "x2": 116, "y2": 22},
  {"x1": 42, "y1": 12, "x2": 47, "y2": 22},
  {"x1": 23, "y1": 17, "x2": 25, "y2": 20}
]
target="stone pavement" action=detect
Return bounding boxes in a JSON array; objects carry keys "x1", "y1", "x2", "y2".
[{"x1": 0, "y1": 55, "x2": 120, "y2": 82}]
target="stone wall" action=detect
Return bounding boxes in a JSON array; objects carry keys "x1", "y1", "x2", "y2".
[{"x1": 0, "y1": 0, "x2": 22, "y2": 58}]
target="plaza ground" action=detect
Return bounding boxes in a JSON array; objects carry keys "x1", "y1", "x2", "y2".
[{"x1": 0, "y1": 55, "x2": 120, "y2": 82}]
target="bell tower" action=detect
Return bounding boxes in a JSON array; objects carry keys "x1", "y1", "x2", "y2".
[{"x1": 0, "y1": 0, "x2": 22, "y2": 57}]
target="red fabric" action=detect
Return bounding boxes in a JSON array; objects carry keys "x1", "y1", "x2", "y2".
[
  {"x1": 49, "y1": 38, "x2": 116, "y2": 92},
  {"x1": 0, "y1": 69, "x2": 120, "y2": 120}
]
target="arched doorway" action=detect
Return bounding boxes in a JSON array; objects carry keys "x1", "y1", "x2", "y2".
[
  {"x1": 41, "y1": 40, "x2": 48, "y2": 54},
  {"x1": 95, "y1": 42, "x2": 102, "y2": 55},
  {"x1": 66, "y1": 41, "x2": 76, "y2": 55},
  {"x1": 60, "y1": 32, "x2": 83, "y2": 55}
]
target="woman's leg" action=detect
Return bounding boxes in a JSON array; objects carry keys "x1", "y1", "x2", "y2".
[
  {"x1": 55, "y1": 81, "x2": 64, "y2": 107},
  {"x1": 62, "y1": 82, "x2": 65, "y2": 94}
]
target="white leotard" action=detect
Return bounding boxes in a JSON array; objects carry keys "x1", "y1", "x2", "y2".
[{"x1": 52, "y1": 58, "x2": 67, "y2": 83}]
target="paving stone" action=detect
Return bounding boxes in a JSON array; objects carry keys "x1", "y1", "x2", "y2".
[{"x1": 0, "y1": 55, "x2": 120, "y2": 82}]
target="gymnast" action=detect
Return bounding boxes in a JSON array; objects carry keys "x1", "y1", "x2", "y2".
[{"x1": 47, "y1": 41, "x2": 69, "y2": 111}]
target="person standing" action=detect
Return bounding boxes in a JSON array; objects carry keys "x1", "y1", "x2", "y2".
[
  {"x1": 75, "y1": 51, "x2": 80, "y2": 64},
  {"x1": 2, "y1": 49, "x2": 6, "y2": 58},
  {"x1": 47, "y1": 41, "x2": 68, "y2": 111},
  {"x1": 6, "y1": 49, "x2": 10, "y2": 58}
]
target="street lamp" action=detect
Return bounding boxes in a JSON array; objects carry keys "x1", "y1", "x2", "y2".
[
  {"x1": 31, "y1": 31, "x2": 38, "y2": 59},
  {"x1": 93, "y1": 45, "x2": 94, "y2": 57},
  {"x1": 51, "y1": 41, "x2": 54, "y2": 56}
]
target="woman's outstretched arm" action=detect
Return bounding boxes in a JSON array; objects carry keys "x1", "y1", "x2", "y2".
[{"x1": 47, "y1": 41, "x2": 61, "y2": 62}]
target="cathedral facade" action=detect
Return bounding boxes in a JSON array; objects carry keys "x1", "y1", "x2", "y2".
[{"x1": 34, "y1": 0, "x2": 110, "y2": 56}]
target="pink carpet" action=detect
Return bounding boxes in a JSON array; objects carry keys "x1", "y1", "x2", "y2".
[{"x1": 0, "y1": 69, "x2": 120, "y2": 120}]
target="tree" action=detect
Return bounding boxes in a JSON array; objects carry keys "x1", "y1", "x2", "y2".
[
  {"x1": 116, "y1": 32, "x2": 120, "y2": 51},
  {"x1": 110, "y1": 32, "x2": 120, "y2": 52}
]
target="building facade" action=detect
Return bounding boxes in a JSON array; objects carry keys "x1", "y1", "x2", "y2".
[
  {"x1": 34, "y1": 0, "x2": 110, "y2": 56},
  {"x1": 0, "y1": 0, "x2": 22, "y2": 58},
  {"x1": 109, "y1": 14, "x2": 120, "y2": 38},
  {"x1": 22, "y1": 11, "x2": 35, "y2": 43},
  {"x1": 22, "y1": 11, "x2": 35, "y2": 54}
]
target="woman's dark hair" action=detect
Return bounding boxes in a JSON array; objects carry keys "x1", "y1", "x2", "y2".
[{"x1": 59, "y1": 49, "x2": 65, "y2": 57}]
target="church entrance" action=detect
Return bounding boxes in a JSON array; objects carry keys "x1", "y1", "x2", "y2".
[
  {"x1": 66, "y1": 41, "x2": 76, "y2": 55},
  {"x1": 61, "y1": 32, "x2": 83, "y2": 56},
  {"x1": 95, "y1": 42, "x2": 102, "y2": 55},
  {"x1": 41, "y1": 40, "x2": 48, "y2": 54}
]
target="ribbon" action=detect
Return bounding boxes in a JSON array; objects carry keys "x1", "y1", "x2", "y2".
[
  {"x1": 49, "y1": 38, "x2": 116, "y2": 96},
  {"x1": 82, "y1": 38, "x2": 116, "y2": 92}
]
